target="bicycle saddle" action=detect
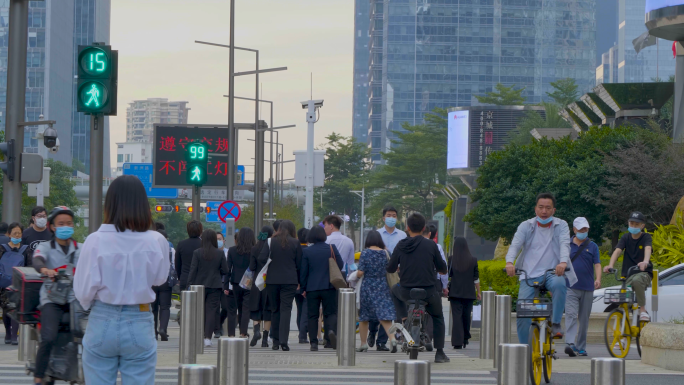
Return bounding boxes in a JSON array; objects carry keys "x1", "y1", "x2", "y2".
[{"x1": 410, "y1": 288, "x2": 427, "y2": 300}]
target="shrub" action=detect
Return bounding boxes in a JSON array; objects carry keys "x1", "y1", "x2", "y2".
[
  {"x1": 650, "y1": 212, "x2": 684, "y2": 269},
  {"x1": 478, "y1": 260, "x2": 520, "y2": 309}
]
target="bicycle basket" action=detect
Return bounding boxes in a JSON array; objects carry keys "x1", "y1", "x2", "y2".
[
  {"x1": 516, "y1": 298, "x2": 553, "y2": 318},
  {"x1": 603, "y1": 288, "x2": 634, "y2": 304}
]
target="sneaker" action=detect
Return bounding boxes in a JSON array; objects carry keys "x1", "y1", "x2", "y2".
[
  {"x1": 578, "y1": 350, "x2": 588, "y2": 356},
  {"x1": 328, "y1": 331, "x2": 337, "y2": 349},
  {"x1": 204, "y1": 338, "x2": 212, "y2": 347},
  {"x1": 640, "y1": 312, "x2": 651, "y2": 322},
  {"x1": 376, "y1": 344, "x2": 389, "y2": 351},
  {"x1": 551, "y1": 323, "x2": 564, "y2": 339},
  {"x1": 318, "y1": 338, "x2": 325, "y2": 345},
  {"x1": 434, "y1": 349, "x2": 450, "y2": 363},
  {"x1": 564, "y1": 344, "x2": 578, "y2": 357}
]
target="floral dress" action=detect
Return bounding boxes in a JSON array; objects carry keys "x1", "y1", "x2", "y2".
[{"x1": 358, "y1": 249, "x2": 396, "y2": 322}]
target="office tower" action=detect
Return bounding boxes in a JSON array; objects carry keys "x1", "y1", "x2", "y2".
[
  {"x1": 126, "y1": 98, "x2": 190, "y2": 143},
  {"x1": 596, "y1": 46, "x2": 619, "y2": 85},
  {"x1": 366, "y1": 0, "x2": 596, "y2": 162},
  {"x1": 352, "y1": 0, "x2": 371, "y2": 146}
]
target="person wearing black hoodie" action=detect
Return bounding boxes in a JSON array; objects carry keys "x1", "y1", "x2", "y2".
[{"x1": 386, "y1": 212, "x2": 449, "y2": 363}]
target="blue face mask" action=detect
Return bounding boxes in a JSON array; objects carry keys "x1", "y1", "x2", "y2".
[
  {"x1": 55, "y1": 226, "x2": 74, "y2": 240},
  {"x1": 575, "y1": 232, "x2": 588, "y2": 240},
  {"x1": 385, "y1": 217, "x2": 397, "y2": 228},
  {"x1": 218, "y1": 240, "x2": 224, "y2": 248},
  {"x1": 537, "y1": 216, "x2": 553, "y2": 225},
  {"x1": 628, "y1": 226, "x2": 642, "y2": 235},
  {"x1": 10, "y1": 237, "x2": 21, "y2": 244}
]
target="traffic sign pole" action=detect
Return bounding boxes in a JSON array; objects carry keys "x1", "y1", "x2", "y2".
[
  {"x1": 192, "y1": 185, "x2": 201, "y2": 221},
  {"x1": 88, "y1": 113, "x2": 104, "y2": 234}
]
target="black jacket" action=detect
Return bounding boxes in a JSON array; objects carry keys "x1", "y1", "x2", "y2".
[
  {"x1": 257, "y1": 236, "x2": 302, "y2": 285},
  {"x1": 300, "y1": 242, "x2": 343, "y2": 292},
  {"x1": 447, "y1": 255, "x2": 479, "y2": 300},
  {"x1": 188, "y1": 247, "x2": 229, "y2": 289},
  {"x1": 249, "y1": 243, "x2": 269, "y2": 312},
  {"x1": 175, "y1": 237, "x2": 202, "y2": 287},
  {"x1": 387, "y1": 235, "x2": 447, "y2": 288},
  {"x1": 226, "y1": 246, "x2": 251, "y2": 285}
]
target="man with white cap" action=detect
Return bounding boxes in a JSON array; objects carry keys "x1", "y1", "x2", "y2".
[{"x1": 564, "y1": 217, "x2": 601, "y2": 357}]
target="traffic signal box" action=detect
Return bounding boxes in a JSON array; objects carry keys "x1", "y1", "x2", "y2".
[
  {"x1": 185, "y1": 142, "x2": 208, "y2": 186},
  {"x1": 77, "y1": 44, "x2": 118, "y2": 115}
]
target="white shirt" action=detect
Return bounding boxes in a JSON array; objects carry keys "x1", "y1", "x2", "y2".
[
  {"x1": 74, "y1": 224, "x2": 169, "y2": 310},
  {"x1": 378, "y1": 226, "x2": 407, "y2": 254},
  {"x1": 522, "y1": 225, "x2": 558, "y2": 279},
  {"x1": 436, "y1": 243, "x2": 448, "y2": 289},
  {"x1": 326, "y1": 231, "x2": 355, "y2": 270}
]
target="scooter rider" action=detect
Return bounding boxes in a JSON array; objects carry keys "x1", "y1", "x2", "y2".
[{"x1": 31, "y1": 206, "x2": 81, "y2": 385}]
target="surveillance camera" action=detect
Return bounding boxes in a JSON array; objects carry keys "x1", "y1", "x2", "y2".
[
  {"x1": 49, "y1": 138, "x2": 60, "y2": 153},
  {"x1": 43, "y1": 127, "x2": 58, "y2": 148},
  {"x1": 300, "y1": 100, "x2": 324, "y2": 109}
]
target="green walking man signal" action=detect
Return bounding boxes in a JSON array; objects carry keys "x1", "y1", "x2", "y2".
[
  {"x1": 77, "y1": 44, "x2": 118, "y2": 115},
  {"x1": 185, "y1": 142, "x2": 208, "y2": 186}
]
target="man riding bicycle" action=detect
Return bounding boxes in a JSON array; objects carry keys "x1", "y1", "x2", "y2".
[
  {"x1": 386, "y1": 213, "x2": 449, "y2": 363},
  {"x1": 505, "y1": 193, "x2": 576, "y2": 344}
]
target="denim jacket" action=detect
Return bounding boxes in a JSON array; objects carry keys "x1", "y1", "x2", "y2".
[{"x1": 504, "y1": 217, "x2": 577, "y2": 286}]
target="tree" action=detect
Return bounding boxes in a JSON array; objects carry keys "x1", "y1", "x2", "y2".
[
  {"x1": 546, "y1": 78, "x2": 578, "y2": 107},
  {"x1": 240, "y1": 196, "x2": 305, "y2": 232},
  {"x1": 316, "y1": 133, "x2": 371, "y2": 246},
  {"x1": 507, "y1": 102, "x2": 572, "y2": 146},
  {"x1": 464, "y1": 125, "x2": 669, "y2": 244},
  {"x1": 368, "y1": 108, "x2": 449, "y2": 227},
  {"x1": 72, "y1": 158, "x2": 86, "y2": 174},
  {"x1": 475, "y1": 83, "x2": 525, "y2": 106}
]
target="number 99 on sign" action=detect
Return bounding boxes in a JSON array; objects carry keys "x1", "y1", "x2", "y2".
[{"x1": 186, "y1": 142, "x2": 208, "y2": 163}]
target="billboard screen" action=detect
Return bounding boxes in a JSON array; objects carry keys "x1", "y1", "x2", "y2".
[
  {"x1": 646, "y1": 1, "x2": 684, "y2": 13},
  {"x1": 447, "y1": 110, "x2": 470, "y2": 169}
]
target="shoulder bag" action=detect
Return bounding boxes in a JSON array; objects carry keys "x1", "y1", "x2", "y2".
[
  {"x1": 255, "y1": 239, "x2": 272, "y2": 291},
  {"x1": 329, "y1": 246, "x2": 347, "y2": 289},
  {"x1": 384, "y1": 250, "x2": 400, "y2": 289}
]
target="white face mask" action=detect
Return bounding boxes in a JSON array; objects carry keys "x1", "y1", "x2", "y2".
[{"x1": 35, "y1": 218, "x2": 47, "y2": 228}]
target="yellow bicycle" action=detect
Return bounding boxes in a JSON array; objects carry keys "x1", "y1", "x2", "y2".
[{"x1": 603, "y1": 266, "x2": 650, "y2": 358}]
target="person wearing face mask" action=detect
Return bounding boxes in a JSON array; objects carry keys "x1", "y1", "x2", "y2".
[
  {"x1": 0, "y1": 222, "x2": 29, "y2": 345},
  {"x1": 563, "y1": 217, "x2": 601, "y2": 357},
  {"x1": 31, "y1": 206, "x2": 81, "y2": 385},
  {"x1": 22, "y1": 206, "x2": 52, "y2": 266},
  {"x1": 505, "y1": 193, "x2": 575, "y2": 344},
  {"x1": 604, "y1": 211, "x2": 653, "y2": 322}
]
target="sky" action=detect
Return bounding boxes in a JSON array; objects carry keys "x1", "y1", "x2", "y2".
[{"x1": 109, "y1": 0, "x2": 355, "y2": 180}]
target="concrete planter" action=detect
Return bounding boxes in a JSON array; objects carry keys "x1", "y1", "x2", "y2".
[{"x1": 640, "y1": 323, "x2": 684, "y2": 372}]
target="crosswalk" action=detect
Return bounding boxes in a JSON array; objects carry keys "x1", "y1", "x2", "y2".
[{"x1": 0, "y1": 365, "x2": 496, "y2": 384}]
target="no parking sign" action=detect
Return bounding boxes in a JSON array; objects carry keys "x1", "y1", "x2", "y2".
[{"x1": 218, "y1": 200, "x2": 241, "y2": 223}]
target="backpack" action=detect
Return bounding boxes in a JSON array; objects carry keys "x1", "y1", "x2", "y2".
[{"x1": 0, "y1": 244, "x2": 28, "y2": 288}]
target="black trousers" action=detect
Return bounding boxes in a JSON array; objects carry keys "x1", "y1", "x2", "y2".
[
  {"x1": 217, "y1": 291, "x2": 229, "y2": 335},
  {"x1": 152, "y1": 283, "x2": 172, "y2": 334},
  {"x1": 35, "y1": 303, "x2": 70, "y2": 378},
  {"x1": 306, "y1": 289, "x2": 337, "y2": 344},
  {"x1": 2, "y1": 312, "x2": 18, "y2": 342},
  {"x1": 267, "y1": 283, "x2": 297, "y2": 345},
  {"x1": 226, "y1": 285, "x2": 250, "y2": 336},
  {"x1": 392, "y1": 284, "x2": 445, "y2": 349},
  {"x1": 204, "y1": 288, "x2": 222, "y2": 340},
  {"x1": 449, "y1": 297, "x2": 473, "y2": 347},
  {"x1": 295, "y1": 291, "x2": 305, "y2": 339},
  {"x1": 368, "y1": 320, "x2": 388, "y2": 345}
]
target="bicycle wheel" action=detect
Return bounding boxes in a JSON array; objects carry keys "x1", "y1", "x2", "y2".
[
  {"x1": 528, "y1": 324, "x2": 542, "y2": 385},
  {"x1": 636, "y1": 320, "x2": 649, "y2": 357},
  {"x1": 543, "y1": 328, "x2": 552, "y2": 383},
  {"x1": 604, "y1": 309, "x2": 631, "y2": 358}
]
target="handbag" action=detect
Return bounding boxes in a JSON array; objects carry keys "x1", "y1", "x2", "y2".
[
  {"x1": 384, "y1": 250, "x2": 400, "y2": 289},
  {"x1": 167, "y1": 249, "x2": 178, "y2": 287},
  {"x1": 239, "y1": 267, "x2": 254, "y2": 290},
  {"x1": 328, "y1": 246, "x2": 347, "y2": 289},
  {"x1": 255, "y1": 239, "x2": 272, "y2": 291}
]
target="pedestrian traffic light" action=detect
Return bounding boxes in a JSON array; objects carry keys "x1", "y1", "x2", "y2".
[
  {"x1": 0, "y1": 139, "x2": 15, "y2": 181},
  {"x1": 185, "y1": 142, "x2": 208, "y2": 186},
  {"x1": 155, "y1": 205, "x2": 173, "y2": 213},
  {"x1": 77, "y1": 44, "x2": 118, "y2": 115}
]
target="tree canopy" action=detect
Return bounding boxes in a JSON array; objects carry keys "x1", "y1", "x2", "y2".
[
  {"x1": 546, "y1": 78, "x2": 579, "y2": 106},
  {"x1": 508, "y1": 102, "x2": 572, "y2": 146},
  {"x1": 475, "y1": 83, "x2": 526, "y2": 105}
]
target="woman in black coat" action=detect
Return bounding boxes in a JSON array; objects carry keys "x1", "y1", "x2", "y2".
[
  {"x1": 188, "y1": 229, "x2": 229, "y2": 348},
  {"x1": 248, "y1": 225, "x2": 274, "y2": 347},
  {"x1": 299, "y1": 226, "x2": 343, "y2": 351},
  {"x1": 175, "y1": 220, "x2": 203, "y2": 290},
  {"x1": 447, "y1": 237, "x2": 481, "y2": 349},
  {"x1": 257, "y1": 220, "x2": 303, "y2": 351},
  {"x1": 225, "y1": 227, "x2": 255, "y2": 337}
]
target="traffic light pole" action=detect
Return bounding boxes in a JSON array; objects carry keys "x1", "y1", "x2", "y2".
[
  {"x1": 88, "y1": 114, "x2": 104, "y2": 234},
  {"x1": 192, "y1": 185, "x2": 201, "y2": 221},
  {"x1": 254, "y1": 52, "x2": 264, "y2": 232},
  {"x1": 2, "y1": 0, "x2": 29, "y2": 223}
]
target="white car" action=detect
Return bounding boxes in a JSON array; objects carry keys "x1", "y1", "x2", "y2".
[{"x1": 591, "y1": 263, "x2": 684, "y2": 322}]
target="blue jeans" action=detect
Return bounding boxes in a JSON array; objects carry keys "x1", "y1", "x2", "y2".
[
  {"x1": 516, "y1": 272, "x2": 567, "y2": 345},
  {"x1": 82, "y1": 301, "x2": 157, "y2": 385}
]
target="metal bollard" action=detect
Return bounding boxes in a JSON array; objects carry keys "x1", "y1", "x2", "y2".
[
  {"x1": 180, "y1": 290, "x2": 198, "y2": 364},
  {"x1": 178, "y1": 364, "x2": 217, "y2": 385},
  {"x1": 189, "y1": 285, "x2": 205, "y2": 354},
  {"x1": 336, "y1": 288, "x2": 354, "y2": 357},
  {"x1": 479, "y1": 291, "x2": 496, "y2": 359},
  {"x1": 218, "y1": 337, "x2": 249, "y2": 385},
  {"x1": 591, "y1": 358, "x2": 625, "y2": 385},
  {"x1": 337, "y1": 290, "x2": 356, "y2": 366},
  {"x1": 493, "y1": 295, "x2": 512, "y2": 368},
  {"x1": 394, "y1": 360, "x2": 431, "y2": 385},
  {"x1": 497, "y1": 344, "x2": 529, "y2": 385},
  {"x1": 17, "y1": 324, "x2": 36, "y2": 362}
]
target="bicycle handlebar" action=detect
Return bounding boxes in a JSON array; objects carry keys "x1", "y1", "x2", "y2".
[
  {"x1": 502, "y1": 267, "x2": 569, "y2": 289},
  {"x1": 608, "y1": 265, "x2": 647, "y2": 282}
]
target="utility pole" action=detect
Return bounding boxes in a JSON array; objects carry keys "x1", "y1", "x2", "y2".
[
  {"x1": 254, "y1": 52, "x2": 263, "y2": 231},
  {"x1": 2, "y1": 0, "x2": 29, "y2": 223},
  {"x1": 302, "y1": 100, "x2": 324, "y2": 229},
  {"x1": 351, "y1": 186, "x2": 365, "y2": 251},
  {"x1": 88, "y1": 114, "x2": 104, "y2": 233},
  {"x1": 227, "y1": 0, "x2": 236, "y2": 201}
]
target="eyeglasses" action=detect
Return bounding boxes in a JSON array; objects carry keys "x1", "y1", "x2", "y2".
[{"x1": 34, "y1": 214, "x2": 47, "y2": 219}]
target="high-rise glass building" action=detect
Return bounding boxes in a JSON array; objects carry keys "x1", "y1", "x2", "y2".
[
  {"x1": 352, "y1": 0, "x2": 371, "y2": 145},
  {"x1": 364, "y1": 0, "x2": 596, "y2": 162},
  {"x1": 0, "y1": 0, "x2": 110, "y2": 172}
]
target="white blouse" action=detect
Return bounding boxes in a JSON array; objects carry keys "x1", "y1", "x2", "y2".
[{"x1": 74, "y1": 224, "x2": 169, "y2": 310}]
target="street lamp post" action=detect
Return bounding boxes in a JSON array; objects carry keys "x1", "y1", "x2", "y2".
[{"x1": 351, "y1": 186, "x2": 365, "y2": 251}]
